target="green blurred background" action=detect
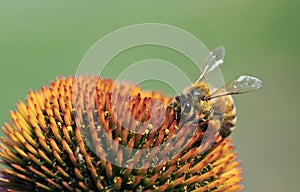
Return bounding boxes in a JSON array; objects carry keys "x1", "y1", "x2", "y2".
[{"x1": 0, "y1": 1, "x2": 299, "y2": 191}]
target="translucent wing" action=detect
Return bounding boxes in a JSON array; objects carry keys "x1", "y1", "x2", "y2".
[
  {"x1": 210, "y1": 75, "x2": 263, "y2": 99},
  {"x1": 195, "y1": 46, "x2": 225, "y2": 83},
  {"x1": 198, "y1": 119, "x2": 221, "y2": 154}
]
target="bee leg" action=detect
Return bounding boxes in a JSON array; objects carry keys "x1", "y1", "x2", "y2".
[
  {"x1": 197, "y1": 118, "x2": 208, "y2": 131},
  {"x1": 166, "y1": 102, "x2": 181, "y2": 124},
  {"x1": 203, "y1": 109, "x2": 213, "y2": 119},
  {"x1": 195, "y1": 109, "x2": 213, "y2": 131},
  {"x1": 175, "y1": 111, "x2": 181, "y2": 124},
  {"x1": 166, "y1": 102, "x2": 173, "y2": 112}
]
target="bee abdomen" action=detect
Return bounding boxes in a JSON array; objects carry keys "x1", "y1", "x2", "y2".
[{"x1": 220, "y1": 96, "x2": 237, "y2": 138}]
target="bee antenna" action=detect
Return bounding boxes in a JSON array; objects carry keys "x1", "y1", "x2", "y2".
[
  {"x1": 203, "y1": 96, "x2": 212, "y2": 101},
  {"x1": 203, "y1": 92, "x2": 235, "y2": 101}
]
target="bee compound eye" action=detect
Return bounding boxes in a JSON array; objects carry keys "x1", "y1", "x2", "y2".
[{"x1": 183, "y1": 101, "x2": 192, "y2": 113}]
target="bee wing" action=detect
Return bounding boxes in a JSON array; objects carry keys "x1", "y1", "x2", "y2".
[
  {"x1": 211, "y1": 75, "x2": 263, "y2": 98},
  {"x1": 195, "y1": 46, "x2": 225, "y2": 83},
  {"x1": 198, "y1": 119, "x2": 221, "y2": 154}
]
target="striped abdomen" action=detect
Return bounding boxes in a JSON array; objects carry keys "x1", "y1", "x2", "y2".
[{"x1": 219, "y1": 95, "x2": 237, "y2": 138}]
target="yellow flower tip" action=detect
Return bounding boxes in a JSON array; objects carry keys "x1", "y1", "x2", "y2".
[{"x1": 0, "y1": 76, "x2": 243, "y2": 191}]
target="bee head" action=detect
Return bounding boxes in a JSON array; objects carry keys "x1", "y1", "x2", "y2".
[
  {"x1": 184, "y1": 82, "x2": 212, "y2": 116},
  {"x1": 172, "y1": 82, "x2": 213, "y2": 123}
]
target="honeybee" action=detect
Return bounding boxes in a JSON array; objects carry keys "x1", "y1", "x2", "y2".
[{"x1": 168, "y1": 46, "x2": 262, "y2": 139}]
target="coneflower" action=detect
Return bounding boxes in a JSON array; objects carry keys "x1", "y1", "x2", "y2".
[{"x1": 0, "y1": 76, "x2": 243, "y2": 191}]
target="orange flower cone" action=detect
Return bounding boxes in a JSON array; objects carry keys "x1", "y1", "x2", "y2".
[{"x1": 0, "y1": 76, "x2": 243, "y2": 191}]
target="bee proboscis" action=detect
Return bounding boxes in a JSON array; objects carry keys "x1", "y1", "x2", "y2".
[{"x1": 168, "y1": 46, "x2": 262, "y2": 149}]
